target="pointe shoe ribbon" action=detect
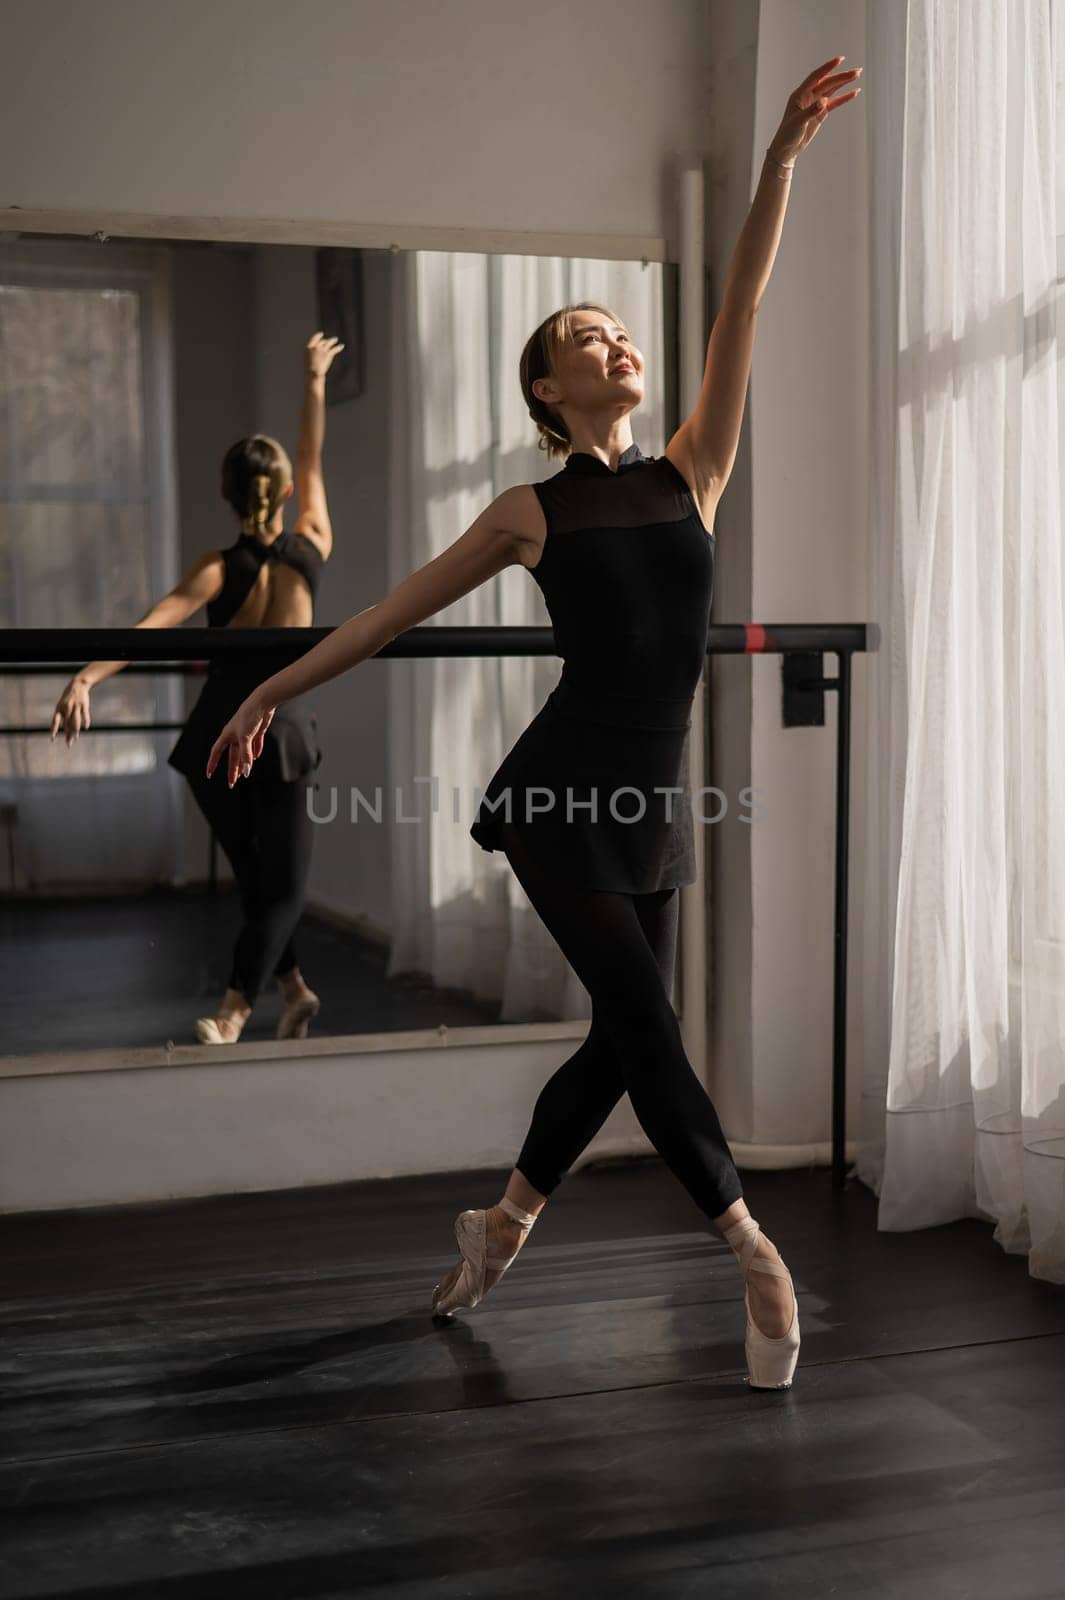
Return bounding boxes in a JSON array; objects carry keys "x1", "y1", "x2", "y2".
[
  {"x1": 723, "y1": 1215, "x2": 801, "y2": 1390},
  {"x1": 431, "y1": 1196, "x2": 538, "y2": 1317}
]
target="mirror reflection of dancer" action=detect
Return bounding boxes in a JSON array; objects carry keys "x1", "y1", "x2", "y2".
[
  {"x1": 205, "y1": 56, "x2": 859, "y2": 1388},
  {"x1": 51, "y1": 332, "x2": 345, "y2": 1046}
]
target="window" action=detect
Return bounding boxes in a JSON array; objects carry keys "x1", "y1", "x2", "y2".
[{"x1": 0, "y1": 246, "x2": 177, "y2": 779}]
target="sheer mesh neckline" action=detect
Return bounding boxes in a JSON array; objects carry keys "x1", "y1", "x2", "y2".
[{"x1": 562, "y1": 442, "x2": 645, "y2": 476}]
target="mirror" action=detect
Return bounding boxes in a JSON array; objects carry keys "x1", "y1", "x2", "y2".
[{"x1": 0, "y1": 231, "x2": 682, "y2": 1058}]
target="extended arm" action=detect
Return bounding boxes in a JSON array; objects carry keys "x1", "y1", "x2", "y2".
[
  {"x1": 668, "y1": 56, "x2": 861, "y2": 499},
  {"x1": 50, "y1": 552, "x2": 224, "y2": 744},
  {"x1": 205, "y1": 487, "x2": 526, "y2": 785},
  {"x1": 291, "y1": 332, "x2": 344, "y2": 560},
  {"x1": 668, "y1": 155, "x2": 789, "y2": 496}
]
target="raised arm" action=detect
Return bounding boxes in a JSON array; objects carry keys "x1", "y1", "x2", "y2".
[
  {"x1": 667, "y1": 56, "x2": 861, "y2": 502},
  {"x1": 291, "y1": 331, "x2": 345, "y2": 561},
  {"x1": 50, "y1": 552, "x2": 225, "y2": 745},
  {"x1": 206, "y1": 487, "x2": 528, "y2": 786}
]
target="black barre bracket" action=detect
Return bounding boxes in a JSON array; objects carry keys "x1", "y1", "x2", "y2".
[{"x1": 781, "y1": 651, "x2": 827, "y2": 728}]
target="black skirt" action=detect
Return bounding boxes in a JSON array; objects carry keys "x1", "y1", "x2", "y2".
[
  {"x1": 168, "y1": 669, "x2": 321, "y2": 786},
  {"x1": 469, "y1": 678, "x2": 696, "y2": 895}
]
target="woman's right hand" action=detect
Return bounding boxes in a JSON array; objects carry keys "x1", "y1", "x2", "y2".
[
  {"x1": 305, "y1": 330, "x2": 345, "y2": 380},
  {"x1": 206, "y1": 696, "x2": 276, "y2": 788},
  {"x1": 50, "y1": 676, "x2": 92, "y2": 746}
]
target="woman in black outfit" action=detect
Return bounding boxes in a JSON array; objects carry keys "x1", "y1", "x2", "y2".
[
  {"x1": 51, "y1": 332, "x2": 343, "y2": 1046},
  {"x1": 206, "y1": 54, "x2": 861, "y2": 1389}
]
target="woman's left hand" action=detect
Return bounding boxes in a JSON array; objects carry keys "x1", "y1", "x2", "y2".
[
  {"x1": 770, "y1": 55, "x2": 862, "y2": 165},
  {"x1": 206, "y1": 697, "x2": 276, "y2": 787}
]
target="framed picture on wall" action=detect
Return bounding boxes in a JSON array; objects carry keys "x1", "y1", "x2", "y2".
[{"x1": 314, "y1": 247, "x2": 366, "y2": 404}]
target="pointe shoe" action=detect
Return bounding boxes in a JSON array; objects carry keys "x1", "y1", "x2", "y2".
[
  {"x1": 195, "y1": 1014, "x2": 246, "y2": 1045},
  {"x1": 722, "y1": 1215, "x2": 800, "y2": 1390},
  {"x1": 277, "y1": 989, "x2": 320, "y2": 1040},
  {"x1": 431, "y1": 1195, "x2": 539, "y2": 1318}
]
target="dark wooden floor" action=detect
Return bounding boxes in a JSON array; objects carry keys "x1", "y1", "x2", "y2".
[
  {"x1": 2, "y1": 1163, "x2": 1064, "y2": 1597},
  {"x1": 0, "y1": 888, "x2": 499, "y2": 1055}
]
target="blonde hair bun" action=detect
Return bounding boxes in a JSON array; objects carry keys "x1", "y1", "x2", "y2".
[{"x1": 220, "y1": 436, "x2": 292, "y2": 533}]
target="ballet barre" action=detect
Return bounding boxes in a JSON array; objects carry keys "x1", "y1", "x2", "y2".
[{"x1": 1, "y1": 621, "x2": 871, "y2": 1189}]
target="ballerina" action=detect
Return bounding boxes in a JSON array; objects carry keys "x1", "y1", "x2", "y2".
[
  {"x1": 205, "y1": 57, "x2": 860, "y2": 1387},
  {"x1": 51, "y1": 331, "x2": 344, "y2": 1045}
]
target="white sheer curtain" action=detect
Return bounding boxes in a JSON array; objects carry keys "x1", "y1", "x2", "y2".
[
  {"x1": 387, "y1": 250, "x2": 666, "y2": 1019},
  {"x1": 859, "y1": 0, "x2": 1065, "y2": 1282}
]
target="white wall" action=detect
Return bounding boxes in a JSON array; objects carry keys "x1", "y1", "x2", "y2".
[
  {"x1": 703, "y1": 0, "x2": 759, "y2": 1146},
  {"x1": 1, "y1": 0, "x2": 710, "y2": 249},
  {"x1": 0, "y1": 1029, "x2": 658, "y2": 1212},
  {"x1": 745, "y1": 0, "x2": 869, "y2": 1147},
  {"x1": 699, "y1": 0, "x2": 869, "y2": 1153}
]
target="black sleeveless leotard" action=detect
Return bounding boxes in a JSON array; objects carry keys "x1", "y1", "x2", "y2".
[
  {"x1": 469, "y1": 441, "x2": 716, "y2": 893},
  {"x1": 168, "y1": 530, "x2": 325, "y2": 784}
]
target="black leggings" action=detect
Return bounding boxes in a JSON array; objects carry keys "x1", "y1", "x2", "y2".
[
  {"x1": 184, "y1": 763, "x2": 315, "y2": 1006},
  {"x1": 501, "y1": 821, "x2": 744, "y2": 1223}
]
